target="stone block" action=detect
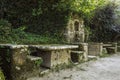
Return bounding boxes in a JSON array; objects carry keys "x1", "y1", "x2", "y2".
[
  {"x1": 88, "y1": 43, "x2": 103, "y2": 56},
  {"x1": 71, "y1": 51, "x2": 84, "y2": 63},
  {"x1": 79, "y1": 43, "x2": 88, "y2": 61},
  {"x1": 0, "y1": 44, "x2": 42, "y2": 80},
  {"x1": 29, "y1": 45, "x2": 78, "y2": 68},
  {"x1": 106, "y1": 47, "x2": 116, "y2": 54}
]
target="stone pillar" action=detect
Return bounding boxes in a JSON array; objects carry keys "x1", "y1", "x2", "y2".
[
  {"x1": 99, "y1": 43, "x2": 103, "y2": 56},
  {"x1": 79, "y1": 43, "x2": 88, "y2": 61},
  {"x1": 38, "y1": 49, "x2": 71, "y2": 69},
  {"x1": 10, "y1": 45, "x2": 42, "y2": 80},
  {"x1": 10, "y1": 45, "x2": 29, "y2": 80},
  {"x1": 88, "y1": 43, "x2": 103, "y2": 56},
  {"x1": 112, "y1": 43, "x2": 117, "y2": 53}
]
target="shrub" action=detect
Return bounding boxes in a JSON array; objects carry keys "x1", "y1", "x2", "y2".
[
  {"x1": 0, "y1": 20, "x2": 63, "y2": 44},
  {"x1": 90, "y1": 2, "x2": 117, "y2": 42},
  {"x1": 0, "y1": 69, "x2": 5, "y2": 80},
  {"x1": 0, "y1": 19, "x2": 11, "y2": 36}
]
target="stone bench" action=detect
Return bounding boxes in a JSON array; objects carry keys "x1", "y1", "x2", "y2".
[
  {"x1": 71, "y1": 50, "x2": 84, "y2": 63},
  {"x1": 0, "y1": 44, "x2": 42, "y2": 80},
  {"x1": 0, "y1": 44, "x2": 79, "y2": 80},
  {"x1": 103, "y1": 44, "x2": 113, "y2": 48},
  {"x1": 106, "y1": 47, "x2": 116, "y2": 54},
  {"x1": 71, "y1": 43, "x2": 88, "y2": 62},
  {"x1": 117, "y1": 46, "x2": 120, "y2": 52},
  {"x1": 103, "y1": 43, "x2": 117, "y2": 54},
  {"x1": 29, "y1": 45, "x2": 78, "y2": 68},
  {"x1": 71, "y1": 51, "x2": 84, "y2": 54},
  {"x1": 88, "y1": 43, "x2": 103, "y2": 56}
]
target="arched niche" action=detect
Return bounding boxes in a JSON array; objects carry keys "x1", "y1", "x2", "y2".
[{"x1": 74, "y1": 21, "x2": 79, "y2": 31}]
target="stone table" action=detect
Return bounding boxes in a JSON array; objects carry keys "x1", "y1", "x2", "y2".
[{"x1": 29, "y1": 45, "x2": 78, "y2": 68}]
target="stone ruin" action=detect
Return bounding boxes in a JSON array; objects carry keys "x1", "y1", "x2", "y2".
[
  {"x1": 0, "y1": 43, "x2": 118, "y2": 80},
  {"x1": 0, "y1": 14, "x2": 119, "y2": 80},
  {"x1": 64, "y1": 14, "x2": 85, "y2": 43},
  {"x1": 0, "y1": 44, "x2": 88, "y2": 80}
]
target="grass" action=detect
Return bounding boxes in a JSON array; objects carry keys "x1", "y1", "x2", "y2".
[{"x1": 0, "y1": 31, "x2": 63, "y2": 45}]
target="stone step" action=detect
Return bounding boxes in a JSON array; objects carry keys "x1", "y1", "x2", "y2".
[
  {"x1": 88, "y1": 55, "x2": 98, "y2": 60},
  {"x1": 40, "y1": 68, "x2": 50, "y2": 75},
  {"x1": 71, "y1": 51, "x2": 84, "y2": 54},
  {"x1": 117, "y1": 46, "x2": 120, "y2": 48},
  {"x1": 107, "y1": 47, "x2": 115, "y2": 49},
  {"x1": 27, "y1": 55, "x2": 42, "y2": 61}
]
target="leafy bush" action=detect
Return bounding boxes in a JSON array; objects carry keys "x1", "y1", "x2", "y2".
[
  {"x1": 0, "y1": 19, "x2": 11, "y2": 36},
  {"x1": 90, "y1": 2, "x2": 117, "y2": 42},
  {"x1": 0, "y1": 69, "x2": 5, "y2": 80},
  {"x1": 0, "y1": 0, "x2": 111, "y2": 43},
  {"x1": 0, "y1": 20, "x2": 63, "y2": 44},
  {"x1": 0, "y1": 0, "x2": 107, "y2": 41}
]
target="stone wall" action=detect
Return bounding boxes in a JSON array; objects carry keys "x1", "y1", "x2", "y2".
[
  {"x1": 71, "y1": 43, "x2": 88, "y2": 63},
  {"x1": 79, "y1": 43, "x2": 88, "y2": 61},
  {"x1": 0, "y1": 44, "x2": 78, "y2": 80},
  {"x1": 64, "y1": 14, "x2": 85, "y2": 43},
  {"x1": 0, "y1": 45, "x2": 42, "y2": 80}
]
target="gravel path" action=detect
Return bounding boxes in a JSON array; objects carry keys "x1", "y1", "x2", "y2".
[{"x1": 28, "y1": 53, "x2": 120, "y2": 80}]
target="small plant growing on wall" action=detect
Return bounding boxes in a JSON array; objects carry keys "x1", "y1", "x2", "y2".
[{"x1": 35, "y1": 59, "x2": 43, "y2": 67}]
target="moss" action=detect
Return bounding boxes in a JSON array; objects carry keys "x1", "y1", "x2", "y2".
[{"x1": 0, "y1": 69, "x2": 5, "y2": 80}]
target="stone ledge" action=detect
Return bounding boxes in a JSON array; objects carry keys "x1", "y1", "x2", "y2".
[
  {"x1": 0, "y1": 44, "x2": 28, "y2": 49},
  {"x1": 29, "y1": 45, "x2": 78, "y2": 50},
  {"x1": 27, "y1": 55, "x2": 42, "y2": 61},
  {"x1": 71, "y1": 43, "x2": 88, "y2": 46},
  {"x1": 0, "y1": 44, "x2": 78, "y2": 50},
  {"x1": 71, "y1": 51, "x2": 84, "y2": 54}
]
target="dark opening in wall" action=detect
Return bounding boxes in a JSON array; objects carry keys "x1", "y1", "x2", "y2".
[
  {"x1": 30, "y1": 51, "x2": 38, "y2": 56},
  {"x1": 74, "y1": 21, "x2": 79, "y2": 31},
  {"x1": 0, "y1": 48, "x2": 12, "y2": 80},
  {"x1": 74, "y1": 34, "x2": 79, "y2": 42},
  {"x1": 70, "y1": 53, "x2": 79, "y2": 63}
]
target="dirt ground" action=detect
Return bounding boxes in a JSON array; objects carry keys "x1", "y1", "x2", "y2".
[{"x1": 28, "y1": 53, "x2": 120, "y2": 80}]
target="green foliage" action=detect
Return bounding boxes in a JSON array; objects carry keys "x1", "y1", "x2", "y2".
[
  {"x1": 84, "y1": 26, "x2": 92, "y2": 42},
  {"x1": 0, "y1": 69, "x2": 5, "y2": 80},
  {"x1": 0, "y1": 19, "x2": 63, "y2": 44},
  {"x1": 90, "y1": 2, "x2": 117, "y2": 42},
  {"x1": 0, "y1": 0, "x2": 111, "y2": 44},
  {"x1": 0, "y1": 0, "x2": 107, "y2": 42},
  {"x1": 0, "y1": 19, "x2": 11, "y2": 36},
  {"x1": 71, "y1": 0, "x2": 107, "y2": 17},
  {"x1": 34, "y1": 59, "x2": 43, "y2": 67}
]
